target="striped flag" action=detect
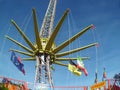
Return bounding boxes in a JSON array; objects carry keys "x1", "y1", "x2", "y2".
[
  {"x1": 77, "y1": 56, "x2": 88, "y2": 76},
  {"x1": 68, "y1": 60, "x2": 82, "y2": 76}
]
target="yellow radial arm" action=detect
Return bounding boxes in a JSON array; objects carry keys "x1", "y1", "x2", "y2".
[
  {"x1": 10, "y1": 48, "x2": 34, "y2": 57},
  {"x1": 32, "y1": 8, "x2": 43, "y2": 50},
  {"x1": 53, "y1": 61, "x2": 68, "y2": 67},
  {"x1": 53, "y1": 24, "x2": 94, "y2": 53},
  {"x1": 56, "y1": 42, "x2": 98, "y2": 57},
  {"x1": 5, "y1": 35, "x2": 33, "y2": 53},
  {"x1": 11, "y1": 20, "x2": 36, "y2": 51},
  {"x1": 55, "y1": 57, "x2": 90, "y2": 61},
  {"x1": 45, "y1": 9, "x2": 69, "y2": 51},
  {"x1": 22, "y1": 57, "x2": 36, "y2": 61}
]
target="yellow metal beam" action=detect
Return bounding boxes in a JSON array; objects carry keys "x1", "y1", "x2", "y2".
[
  {"x1": 22, "y1": 57, "x2": 35, "y2": 61},
  {"x1": 10, "y1": 48, "x2": 34, "y2": 57},
  {"x1": 5, "y1": 35, "x2": 33, "y2": 53},
  {"x1": 53, "y1": 61, "x2": 68, "y2": 67},
  {"x1": 55, "y1": 57, "x2": 90, "y2": 61},
  {"x1": 56, "y1": 42, "x2": 98, "y2": 57},
  {"x1": 32, "y1": 8, "x2": 43, "y2": 50},
  {"x1": 45, "y1": 9, "x2": 69, "y2": 51},
  {"x1": 11, "y1": 20, "x2": 36, "y2": 51},
  {"x1": 53, "y1": 24, "x2": 94, "y2": 53}
]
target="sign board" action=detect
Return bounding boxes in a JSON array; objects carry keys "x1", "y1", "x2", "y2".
[{"x1": 91, "y1": 81, "x2": 106, "y2": 90}]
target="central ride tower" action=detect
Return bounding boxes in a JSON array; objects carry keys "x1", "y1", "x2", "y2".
[{"x1": 34, "y1": 0, "x2": 57, "y2": 86}]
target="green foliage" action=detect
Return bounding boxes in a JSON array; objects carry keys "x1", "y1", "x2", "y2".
[{"x1": 0, "y1": 84, "x2": 8, "y2": 90}]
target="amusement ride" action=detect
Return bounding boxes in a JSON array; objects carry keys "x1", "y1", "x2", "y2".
[
  {"x1": 5, "y1": 0, "x2": 97, "y2": 86},
  {"x1": 1, "y1": 0, "x2": 119, "y2": 90}
]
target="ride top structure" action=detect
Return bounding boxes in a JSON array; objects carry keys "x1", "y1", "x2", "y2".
[{"x1": 5, "y1": 0, "x2": 98, "y2": 87}]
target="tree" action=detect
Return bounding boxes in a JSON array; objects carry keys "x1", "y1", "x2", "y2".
[{"x1": 0, "y1": 84, "x2": 8, "y2": 90}]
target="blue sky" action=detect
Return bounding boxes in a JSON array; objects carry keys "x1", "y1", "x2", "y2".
[{"x1": 0, "y1": 0, "x2": 120, "y2": 89}]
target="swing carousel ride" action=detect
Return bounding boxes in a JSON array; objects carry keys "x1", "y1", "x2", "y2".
[{"x1": 1, "y1": 0, "x2": 98, "y2": 89}]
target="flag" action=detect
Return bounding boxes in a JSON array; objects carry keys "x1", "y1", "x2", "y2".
[
  {"x1": 68, "y1": 64, "x2": 82, "y2": 76},
  {"x1": 69, "y1": 60, "x2": 77, "y2": 67},
  {"x1": 10, "y1": 51, "x2": 25, "y2": 75},
  {"x1": 18, "y1": 56, "x2": 22, "y2": 63},
  {"x1": 77, "y1": 56, "x2": 84, "y2": 68},
  {"x1": 102, "y1": 68, "x2": 107, "y2": 81},
  {"x1": 68, "y1": 60, "x2": 82, "y2": 76},
  {"x1": 77, "y1": 56, "x2": 88, "y2": 76},
  {"x1": 103, "y1": 68, "x2": 107, "y2": 78},
  {"x1": 94, "y1": 70, "x2": 98, "y2": 83}
]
